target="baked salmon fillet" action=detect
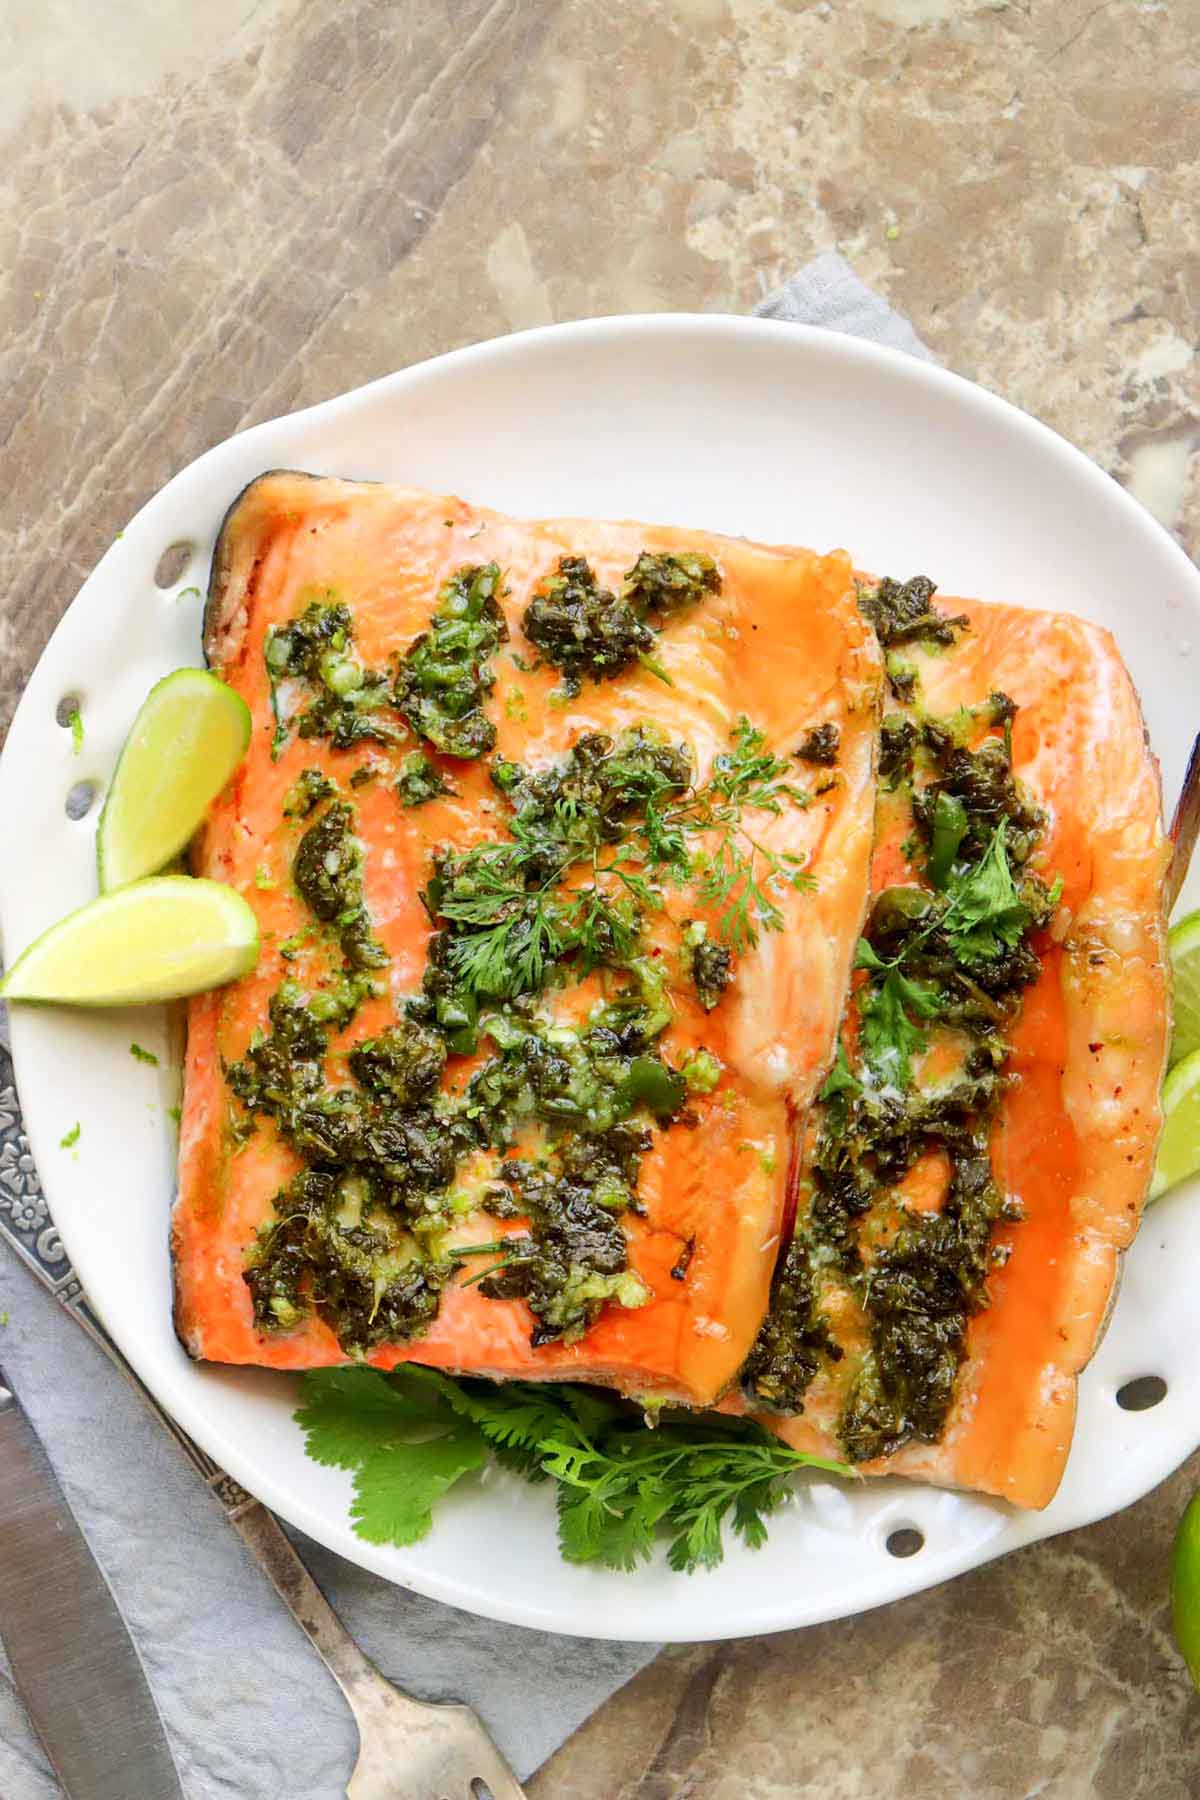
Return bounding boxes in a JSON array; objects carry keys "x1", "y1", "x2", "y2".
[
  {"x1": 741, "y1": 576, "x2": 1170, "y2": 1506},
  {"x1": 173, "y1": 472, "x2": 883, "y2": 1405}
]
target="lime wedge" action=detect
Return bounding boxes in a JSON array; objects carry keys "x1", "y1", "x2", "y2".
[
  {"x1": 1169, "y1": 909, "x2": 1200, "y2": 1068},
  {"x1": 97, "y1": 668, "x2": 251, "y2": 891},
  {"x1": 1172, "y1": 1490, "x2": 1200, "y2": 1691},
  {"x1": 1149, "y1": 1044, "x2": 1200, "y2": 1201},
  {"x1": 0, "y1": 877, "x2": 258, "y2": 1006}
]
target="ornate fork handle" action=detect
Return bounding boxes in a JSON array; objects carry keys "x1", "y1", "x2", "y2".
[{"x1": 0, "y1": 1063, "x2": 253, "y2": 1509}]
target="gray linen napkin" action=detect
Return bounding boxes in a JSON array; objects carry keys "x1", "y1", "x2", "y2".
[{"x1": 0, "y1": 254, "x2": 928, "y2": 1798}]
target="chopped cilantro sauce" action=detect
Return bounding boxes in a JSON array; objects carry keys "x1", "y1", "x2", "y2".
[
  {"x1": 264, "y1": 595, "x2": 405, "y2": 758},
  {"x1": 234, "y1": 545, "x2": 823, "y2": 1356},
  {"x1": 395, "y1": 562, "x2": 508, "y2": 757},
  {"x1": 743, "y1": 576, "x2": 1063, "y2": 1463},
  {"x1": 264, "y1": 563, "x2": 508, "y2": 766},
  {"x1": 522, "y1": 551, "x2": 721, "y2": 696}
]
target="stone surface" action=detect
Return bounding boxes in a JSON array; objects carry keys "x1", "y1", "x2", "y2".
[{"x1": 3, "y1": 0, "x2": 1200, "y2": 1794}]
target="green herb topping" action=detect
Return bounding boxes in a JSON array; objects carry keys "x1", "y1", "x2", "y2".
[
  {"x1": 744, "y1": 577, "x2": 1062, "y2": 1464},
  {"x1": 795, "y1": 723, "x2": 839, "y2": 766},
  {"x1": 683, "y1": 919, "x2": 732, "y2": 1011},
  {"x1": 522, "y1": 550, "x2": 722, "y2": 696},
  {"x1": 240, "y1": 690, "x2": 816, "y2": 1357},
  {"x1": 292, "y1": 801, "x2": 388, "y2": 972},
  {"x1": 264, "y1": 596, "x2": 406, "y2": 758},
  {"x1": 394, "y1": 563, "x2": 508, "y2": 758},
  {"x1": 283, "y1": 768, "x2": 337, "y2": 819},
  {"x1": 620, "y1": 550, "x2": 722, "y2": 620},
  {"x1": 522, "y1": 557, "x2": 655, "y2": 697},
  {"x1": 395, "y1": 751, "x2": 452, "y2": 808},
  {"x1": 413, "y1": 717, "x2": 811, "y2": 1035},
  {"x1": 857, "y1": 574, "x2": 967, "y2": 649}
]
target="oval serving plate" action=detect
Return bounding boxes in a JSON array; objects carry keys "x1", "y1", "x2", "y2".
[{"x1": 3, "y1": 315, "x2": 1200, "y2": 1643}]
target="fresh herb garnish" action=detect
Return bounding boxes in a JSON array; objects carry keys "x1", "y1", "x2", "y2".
[
  {"x1": 691, "y1": 717, "x2": 816, "y2": 952},
  {"x1": 292, "y1": 801, "x2": 387, "y2": 971},
  {"x1": 395, "y1": 751, "x2": 452, "y2": 808},
  {"x1": 60, "y1": 1122, "x2": 81, "y2": 1148},
  {"x1": 522, "y1": 550, "x2": 722, "y2": 697},
  {"x1": 67, "y1": 708, "x2": 84, "y2": 755},
  {"x1": 423, "y1": 717, "x2": 812, "y2": 1019},
  {"x1": 795, "y1": 723, "x2": 840, "y2": 766},
  {"x1": 395, "y1": 563, "x2": 508, "y2": 758},
  {"x1": 746, "y1": 595, "x2": 1063, "y2": 1460},
  {"x1": 854, "y1": 944, "x2": 942, "y2": 1090},
  {"x1": 522, "y1": 557, "x2": 655, "y2": 697},
  {"x1": 265, "y1": 596, "x2": 406, "y2": 758},
  {"x1": 295, "y1": 1365, "x2": 848, "y2": 1571},
  {"x1": 283, "y1": 768, "x2": 337, "y2": 819},
  {"x1": 129, "y1": 1043, "x2": 159, "y2": 1066},
  {"x1": 938, "y1": 820, "x2": 1039, "y2": 962},
  {"x1": 858, "y1": 575, "x2": 967, "y2": 648}
]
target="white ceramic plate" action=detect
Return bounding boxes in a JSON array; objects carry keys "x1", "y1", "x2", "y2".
[{"x1": 3, "y1": 316, "x2": 1199, "y2": 1643}]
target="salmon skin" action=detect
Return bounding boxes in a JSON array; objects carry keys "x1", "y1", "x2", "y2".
[
  {"x1": 746, "y1": 583, "x2": 1170, "y2": 1508},
  {"x1": 174, "y1": 472, "x2": 883, "y2": 1406}
]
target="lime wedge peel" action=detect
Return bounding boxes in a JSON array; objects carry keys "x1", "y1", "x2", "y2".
[
  {"x1": 96, "y1": 668, "x2": 250, "y2": 892},
  {"x1": 1168, "y1": 909, "x2": 1200, "y2": 1069},
  {"x1": 1172, "y1": 1490, "x2": 1200, "y2": 1693},
  {"x1": 0, "y1": 877, "x2": 259, "y2": 1007},
  {"x1": 1149, "y1": 1045, "x2": 1200, "y2": 1202}
]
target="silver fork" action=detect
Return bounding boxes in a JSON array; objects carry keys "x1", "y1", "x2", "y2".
[
  {"x1": 0, "y1": 1051, "x2": 526, "y2": 1800},
  {"x1": 234, "y1": 1503, "x2": 525, "y2": 1800}
]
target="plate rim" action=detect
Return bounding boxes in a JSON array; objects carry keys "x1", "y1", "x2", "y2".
[{"x1": 4, "y1": 310, "x2": 1199, "y2": 1641}]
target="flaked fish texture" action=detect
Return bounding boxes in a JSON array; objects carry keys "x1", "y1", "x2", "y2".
[{"x1": 173, "y1": 473, "x2": 882, "y2": 1405}]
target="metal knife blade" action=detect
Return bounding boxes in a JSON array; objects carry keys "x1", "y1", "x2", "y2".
[{"x1": 0, "y1": 1361, "x2": 184, "y2": 1800}]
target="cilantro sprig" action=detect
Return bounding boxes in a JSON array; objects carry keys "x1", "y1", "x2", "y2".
[
  {"x1": 295, "y1": 1366, "x2": 848, "y2": 1573},
  {"x1": 852, "y1": 820, "x2": 1060, "y2": 1090},
  {"x1": 854, "y1": 944, "x2": 942, "y2": 1090}
]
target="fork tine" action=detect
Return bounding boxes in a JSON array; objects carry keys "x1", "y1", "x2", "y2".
[
  {"x1": 454, "y1": 1716, "x2": 526, "y2": 1800},
  {"x1": 345, "y1": 1700, "x2": 528, "y2": 1800},
  {"x1": 465, "y1": 1739, "x2": 528, "y2": 1800}
]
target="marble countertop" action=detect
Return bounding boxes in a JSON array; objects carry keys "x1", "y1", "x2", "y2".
[{"x1": 3, "y1": 1, "x2": 1199, "y2": 1794}]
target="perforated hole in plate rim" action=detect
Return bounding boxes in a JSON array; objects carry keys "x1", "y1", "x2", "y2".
[
  {"x1": 55, "y1": 692, "x2": 82, "y2": 729},
  {"x1": 65, "y1": 780, "x2": 98, "y2": 821},
  {"x1": 1115, "y1": 1375, "x2": 1168, "y2": 1412},
  {"x1": 885, "y1": 1526, "x2": 925, "y2": 1559},
  {"x1": 154, "y1": 541, "x2": 194, "y2": 589}
]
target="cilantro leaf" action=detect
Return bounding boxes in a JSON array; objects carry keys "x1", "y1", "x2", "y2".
[
  {"x1": 350, "y1": 1429, "x2": 487, "y2": 1546},
  {"x1": 403, "y1": 1369, "x2": 594, "y2": 1477},
  {"x1": 294, "y1": 1366, "x2": 457, "y2": 1470},
  {"x1": 858, "y1": 965, "x2": 942, "y2": 1088},
  {"x1": 942, "y1": 822, "x2": 1031, "y2": 963},
  {"x1": 819, "y1": 1039, "x2": 863, "y2": 1101}
]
